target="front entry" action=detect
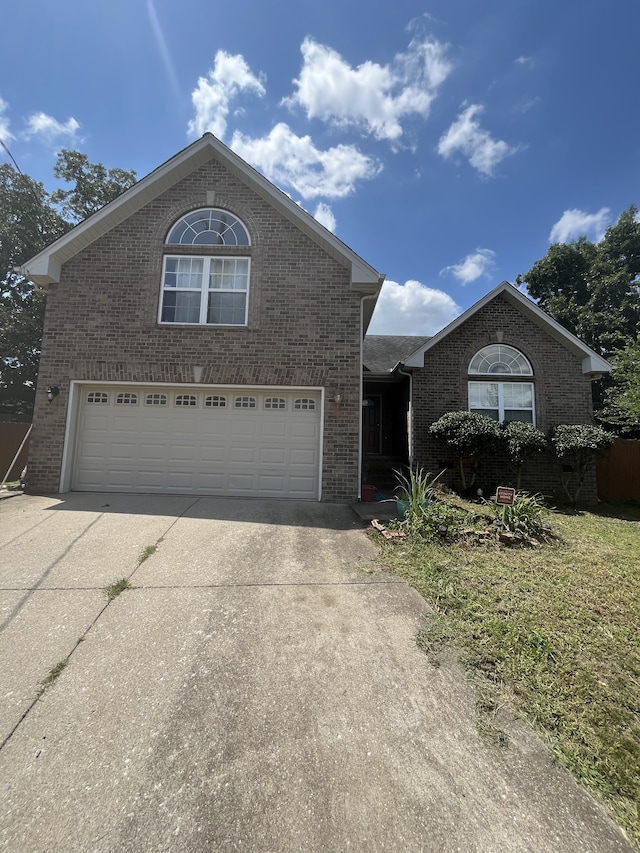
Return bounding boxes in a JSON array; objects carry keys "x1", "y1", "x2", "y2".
[{"x1": 362, "y1": 396, "x2": 381, "y2": 454}]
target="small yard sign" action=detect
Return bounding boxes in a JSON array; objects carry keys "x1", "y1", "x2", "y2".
[{"x1": 496, "y1": 487, "x2": 516, "y2": 505}]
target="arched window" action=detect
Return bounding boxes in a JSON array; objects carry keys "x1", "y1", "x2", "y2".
[
  {"x1": 468, "y1": 345, "x2": 535, "y2": 423},
  {"x1": 166, "y1": 209, "x2": 250, "y2": 246},
  {"x1": 468, "y1": 344, "x2": 532, "y2": 376},
  {"x1": 159, "y1": 208, "x2": 250, "y2": 326}
]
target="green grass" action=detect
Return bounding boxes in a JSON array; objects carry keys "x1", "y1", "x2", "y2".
[
  {"x1": 103, "y1": 577, "x2": 132, "y2": 601},
  {"x1": 38, "y1": 659, "x2": 68, "y2": 696},
  {"x1": 376, "y1": 500, "x2": 640, "y2": 848},
  {"x1": 138, "y1": 537, "x2": 163, "y2": 565}
]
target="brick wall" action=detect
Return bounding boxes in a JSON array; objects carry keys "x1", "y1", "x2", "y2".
[
  {"x1": 28, "y1": 158, "x2": 362, "y2": 501},
  {"x1": 412, "y1": 294, "x2": 599, "y2": 502}
]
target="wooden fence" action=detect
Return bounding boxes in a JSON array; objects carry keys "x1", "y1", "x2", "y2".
[
  {"x1": 0, "y1": 422, "x2": 31, "y2": 482},
  {"x1": 597, "y1": 439, "x2": 640, "y2": 502}
]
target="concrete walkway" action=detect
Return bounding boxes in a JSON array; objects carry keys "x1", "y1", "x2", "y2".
[{"x1": 0, "y1": 493, "x2": 633, "y2": 852}]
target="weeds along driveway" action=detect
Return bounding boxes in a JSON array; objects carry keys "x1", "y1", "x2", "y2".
[{"x1": 0, "y1": 493, "x2": 633, "y2": 853}]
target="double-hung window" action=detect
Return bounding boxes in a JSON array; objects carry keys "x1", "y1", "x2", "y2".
[
  {"x1": 468, "y1": 345, "x2": 535, "y2": 424},
  {"x1": 159, "y1": 208, "x2": 250, "y2": 326}
]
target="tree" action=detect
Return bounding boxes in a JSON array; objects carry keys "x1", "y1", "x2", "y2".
[
  {"x1": 0, "y1": 166, "x2": 68, "y2": 415},
  {"x1": 598, "y1": 337, "x2": 640, "y2": 436},
  {"x1": 551, "y1": 424, "x2": 614, "y2": 504},
  {"x1": 51, "y1": 149, "x2": 136, "y2": 223},
  {"x1": 502, "y1": 421, "x2": 547, "y2": 489},
  {"x1": 429, "y1": 411, "x2": 502, "y2": 491},
  {"x1": 522, "y1": 206, "x2": 640, "y2": 359},
  {"x1": 0, "y1": 152, "x2": 136, "y2": 416}
]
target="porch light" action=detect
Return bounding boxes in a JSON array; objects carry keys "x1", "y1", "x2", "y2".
[
  {"x1": 334, "y1": 393, "x2": 342, "y2": 404},
  {"x1": 46, "y1": 386, "x2": 60, "y2": 403}
]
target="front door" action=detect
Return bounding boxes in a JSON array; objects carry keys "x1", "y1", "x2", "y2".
[{"x1": 362, "y1": 397, "x2": 381, "y2": 454}]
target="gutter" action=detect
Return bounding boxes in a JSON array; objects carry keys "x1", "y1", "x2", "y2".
[{"x1": 397, "y1": 364, "x2": 414, "y2": 469}]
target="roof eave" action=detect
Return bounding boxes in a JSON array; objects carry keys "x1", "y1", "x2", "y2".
[
  {"x1": 403, "y1": 281, "x2": 613, "y2": 376},
  {"x1": 21, "y1": 133, "x2": 384, "y2": 292}
]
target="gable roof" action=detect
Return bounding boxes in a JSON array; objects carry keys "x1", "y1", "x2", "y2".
[
  {"x1": 403, "y1": 281, "x2": 612, "y2": 377},
  {"x1": 21, "y1": 133, "x2": 384, "y2": 324},
  {"x1": 363, "y1": 335, "x2": 430, "y2": 374}
]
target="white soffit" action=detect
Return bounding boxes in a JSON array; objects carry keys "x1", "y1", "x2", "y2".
[
  {"x1": 403, "y1": 281, "x2": 612, "y2": 376},
  {"x1": 22, "y1": 134, "x2": 382, "y2": 294}
]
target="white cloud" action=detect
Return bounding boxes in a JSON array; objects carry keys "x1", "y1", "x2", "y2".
[
  {"x1": 188, "y1": 51, "x2": 266, "y2": 140},
  {"x1": 367, "y1": 279, "x2": 460, "y2": 335},
  {"x1": 313, "y1": 202, "x2": 336, "y2": 232},
  {"x1": 441, "y1": 248, "x2": 496, "y2": 284},
  {"x1": 230, "y1": 122, "x2": 381, "y2": 200},
  {"x1": 24, "y1": 112, "x2": 81, "y2": 145},
  {"x1": 515, "y1": 56, "x2": 534, "y2": 67},
  {"x1": 282, "y1": 35, "x2": 452, "y2": 142},
  {"x1": 549, "y1": 207, "x2": 611, "y2": 243},
  {"x1": 0, "y1": 96, "x2": 13, "y2": 142},
  {"x1": 437, "y1": 104, "x2": 517, "y2": 177}
]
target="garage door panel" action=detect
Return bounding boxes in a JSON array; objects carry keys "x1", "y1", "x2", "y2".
[
  {"x1": 260, "y1": 448, "x2": 286, "y2": 464},
  {"x1": 73, "y1": 385, "x2": 321, "y2": 499}
]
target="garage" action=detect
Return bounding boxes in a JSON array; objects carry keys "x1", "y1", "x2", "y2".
[{"x1": 70, "y1": 385, "x2": 322, "y2": 499}]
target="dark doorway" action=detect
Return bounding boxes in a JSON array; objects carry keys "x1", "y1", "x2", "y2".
[{"x1": 362, "y1": 396, "x2": 381, "y2": 454}]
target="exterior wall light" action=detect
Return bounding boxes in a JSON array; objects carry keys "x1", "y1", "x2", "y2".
[
  {"x1": 46, "y1": 386, "x2": 60, "y2": 403},
  {"x1": 333, "y1": 393, "x2": 342, "y2": 404}
]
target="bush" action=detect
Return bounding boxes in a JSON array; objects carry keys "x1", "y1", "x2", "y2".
[
  {"x1": 399, "y1": 498, "x2": 476, "y2": 542},
  {"x1": 429, "y1": 411, "x2": 502, "y2": 491},
  {"x1": 502, "y1": 421, "x2": 547, "y2": 489},
  {"x1": 551, "y1": 424, "x2": 615, "y2": 503},
  {"x1": 488, "y1": 492, "x2": 550, "y2": 538}
]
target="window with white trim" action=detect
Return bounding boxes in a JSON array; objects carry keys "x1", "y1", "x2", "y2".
[
  {"x1": 264, "y1": 397, "x2": 286, "y2": 410},
  {"x1": 294, "y1": 398, "x2": 316, "y2": 410},
  {"x1": 116, "y1": 393, "x2": 138, "y2": 405},
  {"x1": 145, "y1": 393, "x2": 167, "y2": 406},
  {"x1": 87, "y1": 392, "x2": 109, "y2": 404},
  {"x1": 234, "y1": 396, "x2": 256, "y2": 408},
  {"x1": 468, "y1": 345, "x2": 535, "y2": 424},
  {"x1": 175, "y1": 394, "x2": 197, "y2": 407},
  {"x1": 160, "y1": 208, "x2": 250, "y2": 326},
  {"x1": 205, "y1": 395, "x2": 227, "y2": 408}
]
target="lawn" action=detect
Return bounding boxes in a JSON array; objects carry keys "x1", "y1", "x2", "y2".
[{"x1": 375, "y1": 498, "x2": 640, "y2": 849}]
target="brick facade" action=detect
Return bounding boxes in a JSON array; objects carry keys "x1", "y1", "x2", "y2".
[
  {"x1": 412, "y1": 294, "x2": 599, "y2": 502},
  {"x1": 28, "y1": 156, "x2": 363, "y2": 501}
]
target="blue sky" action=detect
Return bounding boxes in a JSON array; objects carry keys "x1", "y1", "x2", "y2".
[{"x1": 2, "y1": 0, "x2": 639, "y2": 335}]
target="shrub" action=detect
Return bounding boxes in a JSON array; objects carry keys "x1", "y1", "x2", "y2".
[
  {"x1": 502, "y1": 421, "x2": 547, "y2": 489},
  {"x1": 488, "y1": 492, "x2": 550, "y2": 538},
  {"x1": 429, "y1": 411, "x2": 502, "y2": 491},
  {"x1": 551, "y1": 424, "x2": 615, "y2": 503}
]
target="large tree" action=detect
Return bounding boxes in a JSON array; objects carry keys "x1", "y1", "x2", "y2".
[
  {"x1": 0, "y1": 151, "x2": 136, "y2": 416},
  {"x1": 522, "y1": 206, "x2": 640, "y2": 358},
  {"x1": 521, "y1": 206, "x2": 640, "y2": 426},
  {"x1": 598, "y1": 337, "x2": 640, "y2": 436}
]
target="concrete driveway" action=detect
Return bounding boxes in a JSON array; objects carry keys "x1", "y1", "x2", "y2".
[{"x1": 0, "y1": 493, "x2": 633, "y2": 852}]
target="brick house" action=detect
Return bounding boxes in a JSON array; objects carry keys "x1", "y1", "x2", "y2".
[
  {"x1": 363, "y1": 282, "x2": 611, "y2": 501},
  {"x1": 23, "y1": 133, "x2": 383, "y2": 502},
  {"x1": 23, "y1": 136, "x2": 610, "y2": 503}
]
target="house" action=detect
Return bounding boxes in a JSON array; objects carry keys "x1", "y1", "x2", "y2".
[
  {"x1": 363, "y1": 282, "x2": 611, "y2": 501},
  {"x1": 22, "y1": 133, "x2": 383, "y2": 502},
  {"x1": 23, "y1": 134, "x2": 610, "y2": 504}
]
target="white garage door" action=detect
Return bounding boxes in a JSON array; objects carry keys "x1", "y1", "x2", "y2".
[{"x1": 72, "y1": 385, "x2": 322, "y2": 499}]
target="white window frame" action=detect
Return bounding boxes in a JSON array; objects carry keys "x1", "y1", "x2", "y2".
[
  {"x1": 159, "y1": 255, "x2": 250, "y2": 327},
  {"x1": 468, "y1": 380, "x2": 536, "y2": 425}
]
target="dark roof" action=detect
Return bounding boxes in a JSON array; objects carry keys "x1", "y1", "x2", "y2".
[{"x1": 363, "y1": 335, "x2": 431, "y2": 373}]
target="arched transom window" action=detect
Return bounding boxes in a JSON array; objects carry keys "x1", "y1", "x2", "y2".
[
  {"x1": 166, "y1": 209, "x2": 250, "y2": 246},
  {"x1": 468, "y1": 345, "x2": 532, "y2": 376},
  {"x1": 159, "y1": 208, "x2": 250, "y2": 326},
  {"x1": 468, "y1": 345, "x2": 535, "y2": 424}
]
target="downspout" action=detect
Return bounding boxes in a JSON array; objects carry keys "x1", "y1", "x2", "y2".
[
  {"x1": 397, "y1": 364, "x2": 413, "y2": 469},
  {"x1": 359, "y1": 294, "x2": 378, "y2": 500}
]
